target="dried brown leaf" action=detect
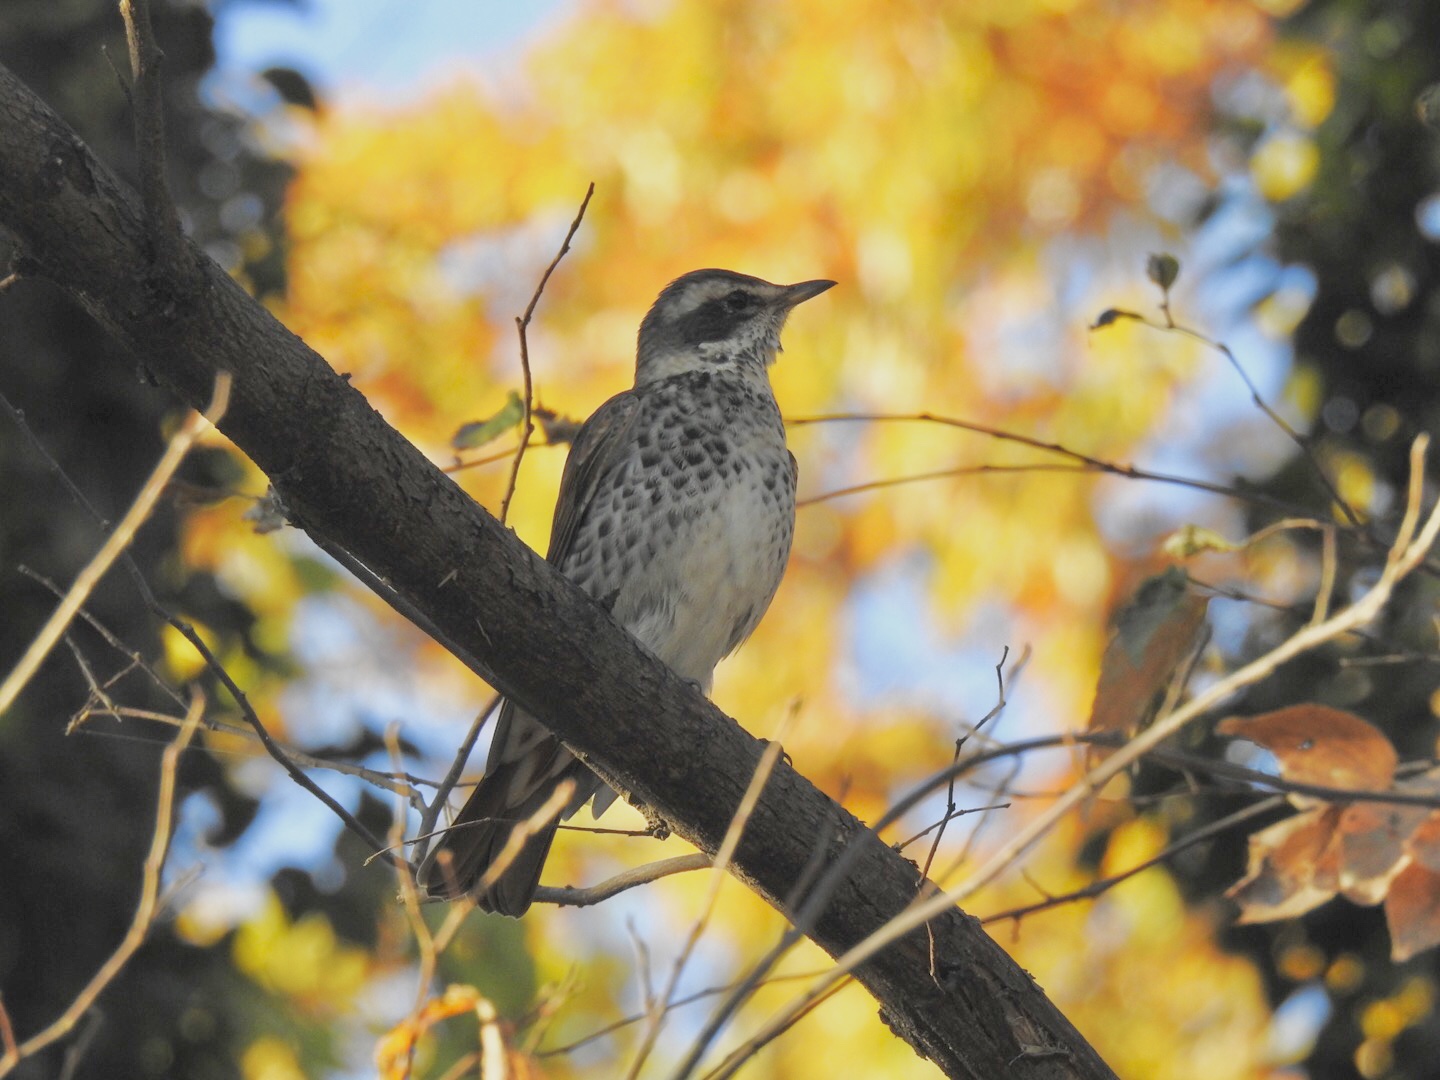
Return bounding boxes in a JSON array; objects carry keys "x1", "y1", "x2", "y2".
[
  {"x1": 1227, "y1": 805, "x2": 1342, "y2": 924},
  {"x1": 1385, "y1": 861, "x2": 1440, "y2": 962},
  {"x1": 1088, "y1": 568, "x2": 1208, "y2": 756},
  {"x1": 1407, "y1": 811, "x2": 1440, "y2": 873},
  {"x1": 1217, "y1": 705, "x2": 1397, "y2": 791},
  {"x1": 1337, "y1": 801, "x2": 1429, "y2": 905}
]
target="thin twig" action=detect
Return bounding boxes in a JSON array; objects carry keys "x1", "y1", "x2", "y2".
[
  {"x1": 0, "y1": 374, "x2": 230, "y2": 717},
  {"x1": 161, "y1": 593, "x2": 405, "y2": 867},
  {"x1": 86, "y1": 703, "x2": 423, "y2": 798},
  {"x1": 632, "y1": 714, "x2": 795, "y2": 1079},
  {"x1": 743, "y1": 436, "x2": 1440, "y2": 1049},
  {"x1": 1146, "y1": 312, "x2": 1362, "y2": 527},
  {"x1": 499, "y1": 182, "x2": 595, "y2": 524},
  {"x1": 119, "y1": 0, "x2": 192, "y2": 280},
  {"x1": 893, "y1": 803, "x2": 1009, "y2": 852},
  {"x1": 920, "y1": 647, "x2": 1014, "y2": 979},
  {"x1": 788, "y1": 412, "x2": 1311, "y2": 517},
  {"x1": 417, "y1": 695, "x2": 501, "y2": 863},
  {"x1": 980, "y1": 796, "x2": 1283, "y2": 925},
  {"x1": 537, "y1": 968, "x2": 832, "y2": 1060},
  {"x1": 0, "y1": 691, "x2": 204, "y2": 1078},
  {"x1": 534, "y1": 853, "x2": 713, "y2": 908},
  {"x1": 797, "y1": 463, "x2": 1090, "y2": 506}
]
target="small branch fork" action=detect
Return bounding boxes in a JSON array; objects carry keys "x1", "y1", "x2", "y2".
[
  {"x1": 0, "y1": 381, "x2": 403, "y2": 871},
  {"x1": 0, "y1": 692, "x2": 205, "y2": 1079},
  {"x1": 1140, "y1": 295, "x2": 1361, "y2": 528},
  {"x1": 732, "y1": 434, "x2": 1440, "y2": 1060},
  {"x1": 498, "y1": 182, "x2": 595, "y2": 525},
  {"x1": 0, "y1": 375, "x2": 230, "y2": 717},
  {"x1": 119, "y1": 0, "x2": 194, "y2": 282}
]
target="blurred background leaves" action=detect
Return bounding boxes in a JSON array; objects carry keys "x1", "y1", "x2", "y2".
[{"x1": 4, "y1": 0, "x2": 1440, "y2": 1077}]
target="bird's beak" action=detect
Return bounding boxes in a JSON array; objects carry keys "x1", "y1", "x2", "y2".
[{"x1": 780, "y1": 279, "x2": 837, "y2": 308}]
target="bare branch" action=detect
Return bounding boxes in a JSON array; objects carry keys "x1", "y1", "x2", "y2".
[
  {"x1": 533, "y1": 853, "x2": 712, "y2": 908},
  {"x1": 1147, "y1": 311, "x2": 1361, "y2": 527},
  {"x1": 630, "y1": 721, "x2": 793, "y2": 1078},
  {"x1": 789, "y1": 411, "x2": 1312, "y2": 517},
  {"x1": 980, "y1": 796, "x2": 1283, "y2": 925},
  {"x1": 746, "y1": 437, "x2": 1440, "y2": 1046},
  {"x1": 0, "y1": 373, "x2": 229, "y2": 717},
  {"x1": 0, "y1": 690, "x2": 204, "y2": 1077},
  {"x1": 499, "y1": 182, "x2": 595, "y2": 524},
  {"x1": 118, "y1": 0, "x2": 192, "y2": 280}
]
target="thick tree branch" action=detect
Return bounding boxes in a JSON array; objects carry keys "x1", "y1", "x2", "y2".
[{"x1": 0, "y1": 61, "x2": 1113, "y2": 1079}]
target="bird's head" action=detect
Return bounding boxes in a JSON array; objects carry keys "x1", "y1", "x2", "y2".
[{"x1": 635, "y1": 269, "x2": 835, "y2": 385}]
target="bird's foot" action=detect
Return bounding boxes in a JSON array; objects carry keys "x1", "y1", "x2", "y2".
[{"x1": 640, "y1": 802, "x2": 671, "y2": 840}]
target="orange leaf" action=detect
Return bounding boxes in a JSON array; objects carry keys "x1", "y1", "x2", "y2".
[
  {"x1": 1088, "y1": 568, "x2": 1208, "y2": 753},
  {"x1": 1227, "y1": 805, "x2": 1342, "y2": 923},
  {"x1": 1217, "y1": 705, "x2": 1397, "y2": 791},
  {"x1": 1385, "y1": 861, "x2": 1440, "y2": 962},
  {"x1": 1337, "y1": 801, "x2": 1429, "y2": 906},
  {"x1": 1407, "y1": 811, "x2": 1440, "y2": 873}
]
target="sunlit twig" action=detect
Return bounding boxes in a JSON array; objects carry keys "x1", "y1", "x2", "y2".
[
  {"x1": 500, "y1": 181, "x2": 595, "y2": 524},
  {"x1": 0, "y1": 691, "x2": 204, "y2": 1077},
  {"x1": 789, "y1": 411, "x2": 1309, "y2": 516},
  {"x1": 630, "y1": 712, "x2": 796, "y2": 1079},
  {"x1": 743, "y1": 436, "x2": 1440, "y2": 1049},
  {"x1": 0, "y1": 374, "x2": 229, "y2": 717},
  {"x1": 534, "y1": 853, "x2": 712, "y2": 908}
]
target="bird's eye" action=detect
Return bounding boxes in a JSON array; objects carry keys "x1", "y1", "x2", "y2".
[{"x1": 723, "y1": 289, "x2": 752, "y2": 313}]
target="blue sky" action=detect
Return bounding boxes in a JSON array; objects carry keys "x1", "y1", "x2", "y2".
[
  {"x1": 213, "y1": 0, "x2": 569, "y2": 97},
  {"x1": 189, "y1": 5, "x2": 1331, "y2": 1069}
]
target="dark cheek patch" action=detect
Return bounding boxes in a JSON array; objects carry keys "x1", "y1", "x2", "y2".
[{"x1": 679, "y1": 299, "x2": 735, "y2": 345}]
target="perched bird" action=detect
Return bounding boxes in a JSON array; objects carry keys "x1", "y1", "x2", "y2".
[{"x1": 422, "y1": 268, "x2": 835, "y2": 915}]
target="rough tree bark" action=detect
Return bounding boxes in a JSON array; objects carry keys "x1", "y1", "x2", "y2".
[{"x1": 0, "y1": 59, "x2": 1116, "y2": 1079}]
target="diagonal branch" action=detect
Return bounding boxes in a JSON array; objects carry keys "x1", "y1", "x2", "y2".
[
  {"x1": 0, "y1": 59, "x2": 1113, "y2": 1079},
  {"x1": 745, "y1": 436, "x2": 1440, "y2": 1051}
]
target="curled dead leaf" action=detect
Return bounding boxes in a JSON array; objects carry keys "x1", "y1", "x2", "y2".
[
  {"x1": 1227, "y1": 805, "x2": 1342, "y2": 924},
  {"x1": 1406, "y1": 811, "x2": 1440, "y2": 874},
  {"x1": 1385, "y1": 861, "x2": 1440, "y2": 962},
  {"x1": 1217, "y1": 705, "x2": 1398, "y2": 791},
  {"x1": 1087, "y1": 568, "x2": 1208, "y2": 760},
  {"x1": 1337, "y1": 801, "x2": 1428, "y2": 906}
]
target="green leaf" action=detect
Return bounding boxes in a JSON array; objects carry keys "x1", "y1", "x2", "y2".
[
  {"x1": 452, "y1": 391, "x2": 524, "y2": 450},
  {"x1": 1146, "y1": 252, "x2": 1181, "y2": 292}
]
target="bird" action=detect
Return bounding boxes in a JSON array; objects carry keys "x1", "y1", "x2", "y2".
[{"x1": 420, "y1": 268, "x2": 835, "y2": 915}]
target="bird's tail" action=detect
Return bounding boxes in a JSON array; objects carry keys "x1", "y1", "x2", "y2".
[{"x1": 421, "y1": 759, "x2": 573, "y2": 917}]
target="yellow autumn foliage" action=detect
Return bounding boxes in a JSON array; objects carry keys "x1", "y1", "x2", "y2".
[{"x1": 175, "y1": 0, "x2": 1315, "y2": 1075}]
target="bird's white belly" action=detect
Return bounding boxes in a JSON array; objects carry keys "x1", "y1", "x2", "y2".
[{"x1": 623, "y1": 469, "x2": 792, "y2": 688}]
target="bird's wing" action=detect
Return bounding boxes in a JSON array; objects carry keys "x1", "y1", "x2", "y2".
[{"x1": 545, "y1": 389, "x2": 643, "y2": 567}]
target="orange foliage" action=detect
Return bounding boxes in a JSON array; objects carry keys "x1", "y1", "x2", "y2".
[{"x1": 183, "y1": 0, "x2": 1297, "y2": 1076}]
